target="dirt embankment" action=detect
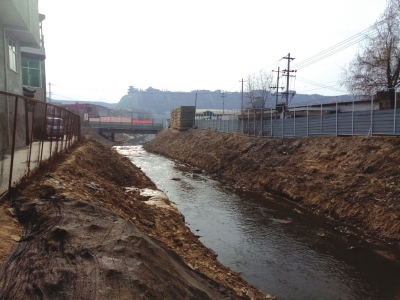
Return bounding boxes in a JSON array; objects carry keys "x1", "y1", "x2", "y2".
[
  {"x1": 0, "y1": 134, "x2": 272, "y2": 299},
  {"x1": 144, "y1": 129, "x2": 400, "y2": 248}
]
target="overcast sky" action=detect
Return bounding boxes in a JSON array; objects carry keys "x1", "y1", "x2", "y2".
[{"x1": 38, "y1": 0, "x2": 387, "y2": 103}]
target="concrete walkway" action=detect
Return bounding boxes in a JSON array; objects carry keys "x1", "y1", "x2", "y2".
[{"x1": 0, "y1": 138, "x2": 77, "y2": 195}]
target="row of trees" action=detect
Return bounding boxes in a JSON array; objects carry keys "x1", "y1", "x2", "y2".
[{"x1": 246, "y1": 0, "x2": 400, "y2": 109}]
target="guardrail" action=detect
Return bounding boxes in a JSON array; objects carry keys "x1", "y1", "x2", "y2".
[
  {"x1": 195, "y1": 100, "x2": 400, "y2": 138},
  {"x1": 0, "y1": 90, "x2": 81, "y2": 197},
  {"x1": 85, "y1": 119, "x2": 164, "y2": 137},
  {"x1": 86, "y1": 121, "x2": 163, "y2": 130}
]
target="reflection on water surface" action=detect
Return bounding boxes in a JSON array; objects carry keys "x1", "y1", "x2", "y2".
[{"x1": 116, "y1": 145, "x2": 400, "y2": 300}]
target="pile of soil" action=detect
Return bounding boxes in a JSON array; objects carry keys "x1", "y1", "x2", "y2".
[
  {"x1": 0, "y1": 131, "x2": 272, "y2": 299},
  {"x1": 144, "y1": 129, "x2": 400, "y2": 251},
  {"x1": 0, "y1": 196, "x2": 244, "y2": 299}
]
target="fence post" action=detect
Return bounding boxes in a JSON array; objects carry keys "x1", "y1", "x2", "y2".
[
  {"x1": 336, "y1": 101, "x2": 338, "y2": 136},
  {"x1": 307, "y1": 105, "x2": 309, "y2": 137},
  {"x1": 242, "y1": 110, "x2": 244, "y2": 134},
  {"x1": 320, "y1": 104, "x2": 323, "y2": 135},
  {"x1": 294, "y1": 106, "x2": 296, "y2": 137},
  {"x1": 370, "y1": 94, "x2": 373, "y2": 136},
  {"x1": 27, "y1": 101, "x2": 36, "y2": 176},
  {"x1": 56, "y1": 106, "x2": 62, "y2": 154},
  {"x1": 237, "y1": 110, "x2": 239, "y2": 134},
  {"x1": 352, "y1": 99, "x2": 354, "y2": 135},
  {"x1": 9, "y1": 96, "x2": 19, "y2": 190},
  {"x1": 271, "y1": 108, "x2": 273, "y2": 137},
  {"x1": 49, "y1": 107, "x2": 56, "y2": 158},
  {"x1": 247, "y1": 109, "x2": 249, "y2": 136},
  {"x1": 253, "y1": 109, "x2": 256, "y2": 136},
  {"x1": 394, "y1": 89, "x2": 397, "y2": 134},
  {"x1": 40, "y1": 103, "x2": 48, "y2": 163}
]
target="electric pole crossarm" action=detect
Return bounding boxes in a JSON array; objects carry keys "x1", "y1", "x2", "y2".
[{"x1": 281, "y1": 53, "x2": 297, "y2": 106}]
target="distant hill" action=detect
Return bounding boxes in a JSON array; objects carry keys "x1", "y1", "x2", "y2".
[
  {"x1": 47, "y1": 91, "x2": 355, "y2": 115},
  {"x1": 48, "y1": 98, "x2": 117, "y2": 109},
  {"x1": 115, "y1": 88, "x2": 354, "y2": 114}
]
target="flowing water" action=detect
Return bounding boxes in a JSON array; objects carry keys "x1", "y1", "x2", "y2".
[{"x1": 116, "y1": 145, "x2": 400, "y2": 300}]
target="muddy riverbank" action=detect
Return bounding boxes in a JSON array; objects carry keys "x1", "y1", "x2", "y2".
[
  {"x1": 144, "y1": 129, "x2": 400, "y2": 252},
  {"x1": 0, "y1": 133, "x2": 272, "y2": 299}
]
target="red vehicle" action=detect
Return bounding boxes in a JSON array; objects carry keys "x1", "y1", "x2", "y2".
[{"x1": 132, "y1": 120, "x2": 153, "y2": 125}]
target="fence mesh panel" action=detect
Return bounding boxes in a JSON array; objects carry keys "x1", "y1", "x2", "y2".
[{"x1": 0, "y1": 92, "x2": 81, "y2": 197}]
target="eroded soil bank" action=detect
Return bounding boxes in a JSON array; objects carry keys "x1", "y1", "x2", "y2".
[
  {"x1": 0, "y1": 135, "x2": 272, "y2": 299},
  {"x1": 144, "y1": 129, "x2": 400, "y2": 250}
]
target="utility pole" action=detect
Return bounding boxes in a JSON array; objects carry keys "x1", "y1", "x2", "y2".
[
  {"x1": 221, "y1": 91, "x2": 225, "y2": 116},
  {"x1": 282, "y1": 53, "x2": 296, "y2": 106},
  {"x1": 239, "y1": 78, "x2": 246, "y2": 111},
  {"x1": 270, "y1": 67, "x2": 281, "y2": 107},
  {"x1": 48, "y1": 82, "x2": 52, "y2": 103}
]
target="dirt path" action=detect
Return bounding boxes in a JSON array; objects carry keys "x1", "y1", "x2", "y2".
[
  {"x1": 143, "y1": 129, "x2": 400, "y2": 254},
  {"x1": 0, "y1": 134, "x2": 272, "y2": 299}
]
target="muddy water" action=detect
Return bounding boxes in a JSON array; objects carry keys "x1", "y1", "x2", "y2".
[{"x1": 116, "y1": 145, "x2": 400, "y2": 300}]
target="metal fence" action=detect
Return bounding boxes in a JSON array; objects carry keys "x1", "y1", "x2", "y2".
[
  {"x1": 195, "y1": 100, "x2": 400, "y2": 138},
  {"x1": 0, "y1": 91, "x2": 81, "y2": 197}
]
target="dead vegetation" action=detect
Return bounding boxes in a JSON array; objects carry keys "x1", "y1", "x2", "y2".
[
  {"x1": 144, "y1": 129, "x2": 400, "y2": 249},
  {"x1": 0, "y1": 132, "x2": 272, "y2": 299}
]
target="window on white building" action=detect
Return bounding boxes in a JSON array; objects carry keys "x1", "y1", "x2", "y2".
[
  {"x1": 22, "y1": 57, "x2": 41, "y2": 87},
  {"x1": 8, "y1": 39, "x2": 17, "y2": 72}
]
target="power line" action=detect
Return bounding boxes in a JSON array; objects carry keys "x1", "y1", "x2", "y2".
[
  {"x1": 296, "y1": 77, "x2": 348, "y2": 94},
  {"x1": 293, "y1": 28, "x2": 376, "y2": 70},
  {"x1": 292, "y1": 13, "x2": 396, "y2": 70},
  {"x1": 296, "y1": 85, "x2": 345, "y2": 93}
]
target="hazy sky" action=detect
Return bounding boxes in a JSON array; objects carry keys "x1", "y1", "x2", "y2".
[{"x1": 39, "y1": 0, "x2": 387, "y2": 103}]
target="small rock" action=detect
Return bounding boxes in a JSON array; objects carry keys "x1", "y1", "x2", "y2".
[
  {"x1": 10, "y1": 235, "x2": 20, "y2": 241},
  {"x1": 140, "y1": 219, "x2": 155, "y2": 227},
  {"x1": 364, "y1": 165, "x2": 375, "y2": 174},
  {"x1": 246, "y1": 290, "x2": 255, "y2": 298},
  {"x1": 7, "y1": 208, "x2": 16, "y2": 217}
]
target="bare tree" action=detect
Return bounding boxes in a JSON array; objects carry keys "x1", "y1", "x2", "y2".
[
  {"x1": 341, "y1": 1, "x2": 400, "y2": 105},
  {"x1": 340, "y1": 0, "x2": 400, "y2": 108},
  {"x1": 245, "y1": 70, "x2": 274, "y2": 109}
]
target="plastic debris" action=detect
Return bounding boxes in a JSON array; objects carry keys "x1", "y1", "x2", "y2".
[{"x1": 85, "y1": 183, "x2": 104, "y2": 194}]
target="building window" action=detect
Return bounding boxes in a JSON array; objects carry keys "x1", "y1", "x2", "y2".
[
  {"x1": 8, "y1": 39, "x2": 17, "y2": 72},
  {"x1": 22, "y1": 57, "x2": 41, "y2": 87}
]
